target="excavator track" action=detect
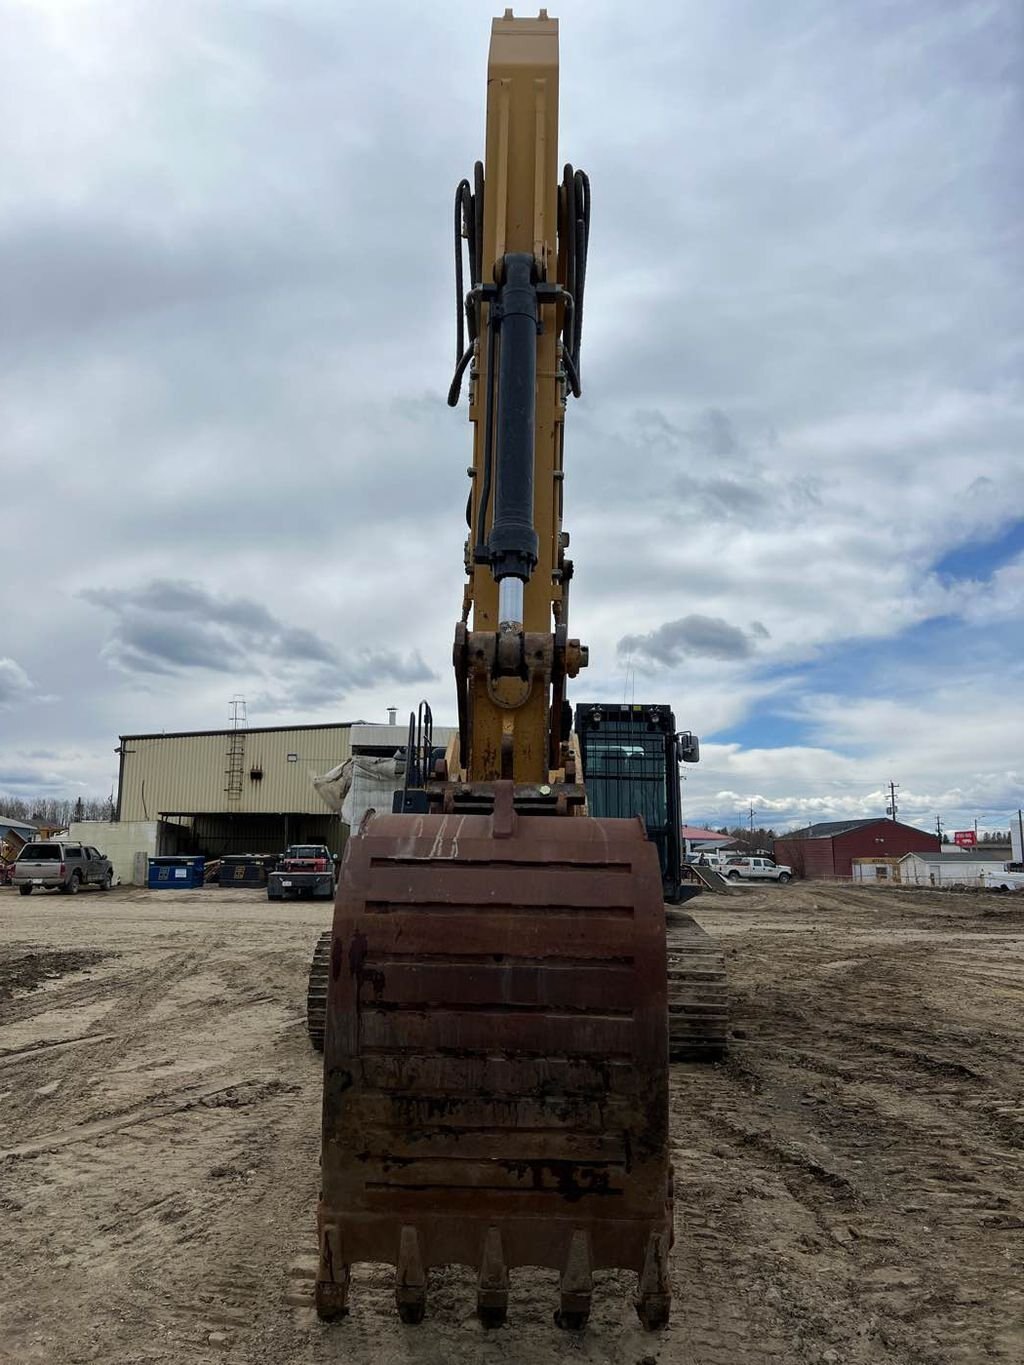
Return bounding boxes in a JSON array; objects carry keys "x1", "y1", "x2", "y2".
[
  {"x1": 315, "y1": 794, "x2": 674, "y2": 1330},
  {"x1": 666, "y1": 910, "x2": 729, "y2": 1062},
  {"x1": 306, "y1": 930, "x2": 331, "y2": 1053}
]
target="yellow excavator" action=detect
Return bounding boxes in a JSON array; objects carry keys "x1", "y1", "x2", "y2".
[{"x1": 313, "y1": 11, "x2": 725, "y2": 1330}]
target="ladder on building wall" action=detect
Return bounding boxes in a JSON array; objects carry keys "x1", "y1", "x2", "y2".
[{"x1": 225, "y1": 696, "x2": 247, "y2": 801}]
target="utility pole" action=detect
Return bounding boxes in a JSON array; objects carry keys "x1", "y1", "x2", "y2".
[
  {"x1": 886, "y1": 780, "x2": 899, "y2": 822},
  {"x1": 935, "y1": 814, "x2": 944, "y2": 842},
  {"x1": 749, "y1": 803, "x2": 756, "y2": 850}
]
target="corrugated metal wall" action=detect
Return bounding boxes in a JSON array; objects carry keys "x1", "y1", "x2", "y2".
[
  {"x1": 804, "y1": 841, "x2": 837, "y2": 879},
  {"x1": 833, "y1": 824, "x2": 939, "y2": 876},
  {"x1": 774, "y1": 837, "x2": 835, "y2": 879},
  {"x1": 118, "y1": 725, "x2": 353, "y2": 819}
]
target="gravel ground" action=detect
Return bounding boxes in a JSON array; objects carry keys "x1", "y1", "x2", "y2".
[{"x1": 0, "y1": 881, "x2": 1021, "y2": 1365}]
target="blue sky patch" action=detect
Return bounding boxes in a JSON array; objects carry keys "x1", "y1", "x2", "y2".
[
  {"x1": 933, "y1": 517, "x2": 1024, "y2": 582},
  {"x1": 710, "y1": 612, "x2": 1023, "y2": 751},
  {"x1": 712, "y1": 712, "x2": 810, "y2": 749}
]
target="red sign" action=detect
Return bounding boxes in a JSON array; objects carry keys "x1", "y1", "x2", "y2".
[{"x1": 953, "y1": 830, "x2": 976, "y2": 847}]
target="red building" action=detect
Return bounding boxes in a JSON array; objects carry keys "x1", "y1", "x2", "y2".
[{"x1": 774, "y1": 818, "x2": 940, "y2": 880}]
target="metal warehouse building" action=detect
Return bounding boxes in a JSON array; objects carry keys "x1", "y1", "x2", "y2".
[
  {"x1": 115, "y1": 722, "x2": 355, "y2": 860},
  {"x1": 775, "y1": 818, "x2": 940, "y2": 880}
]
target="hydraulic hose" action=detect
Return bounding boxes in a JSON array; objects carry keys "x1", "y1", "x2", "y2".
[
  {"x1": 454, "y1": 177, "x2": 470, "y2": 364},
  {"x1": 572, "y1": 168, "x2": 590, "y2": 380},
  {"x1": 559, "y1": 163, "x2": 590, "y2": 395},
  {"x1": 448, "y1": 164, "x2": 485, "y2": 407},
  {"x1": 560, "y1": 292, "x2": 581, "y2": 398}
]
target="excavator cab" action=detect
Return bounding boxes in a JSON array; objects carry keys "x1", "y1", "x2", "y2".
[{"x1": 575, "y1": 702, "x2": 701, "y2": 905}]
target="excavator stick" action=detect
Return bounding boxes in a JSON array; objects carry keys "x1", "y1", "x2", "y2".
[{"x1": 315, "y1": 787, "x2": 673, "y2": 1329}]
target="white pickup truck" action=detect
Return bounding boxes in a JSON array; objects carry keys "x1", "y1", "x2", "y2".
[
  {"x1": 986, "y1": 864, "x2": 1024, "y2": 892},
  {"x1": 724, "y1": 855, "x2": 793, "y2": 884}
]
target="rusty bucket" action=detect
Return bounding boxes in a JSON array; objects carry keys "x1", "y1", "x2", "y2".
[{"x1": 316, "y1": 784, "x2": 672, "y2": 1329}]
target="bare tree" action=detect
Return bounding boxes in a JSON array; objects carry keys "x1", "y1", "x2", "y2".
[{"x1": 1, "y1": 794, "x2": 111, "y2": 825}]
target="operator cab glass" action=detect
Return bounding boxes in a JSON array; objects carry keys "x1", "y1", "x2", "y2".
[{"x1": 574, "y1": 704, "x2": 686, "y2": 902}]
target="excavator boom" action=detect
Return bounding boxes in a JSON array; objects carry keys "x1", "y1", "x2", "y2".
[{"x1": 315, "y1": 12, "x2": 675, "y2": 1331}]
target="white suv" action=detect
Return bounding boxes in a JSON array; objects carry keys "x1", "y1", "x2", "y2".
[{"x1": 724, "y1": 856, "x2": 792, "y2": 884}]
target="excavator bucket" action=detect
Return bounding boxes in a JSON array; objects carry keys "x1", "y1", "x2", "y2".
[{"x1": 316, "y1": 785, "x2": 673, "y2": 1329}]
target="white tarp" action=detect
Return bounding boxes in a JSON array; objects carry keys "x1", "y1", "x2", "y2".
[
  {"x1": 312, "y1": 758, "x2": 353, "y2": 815},
  {"x1": 314, "y1": 754, "x2": 405, "y2": 828}
]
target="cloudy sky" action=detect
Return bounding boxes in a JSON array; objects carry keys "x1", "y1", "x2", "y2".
[{"x1": 2, "y1": 0, "x2": 1021, "y2": 834}]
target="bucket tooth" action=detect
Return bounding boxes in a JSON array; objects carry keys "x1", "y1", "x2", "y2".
[
  {"x1": 395, "y1": 1225, "x2": 427, "y2": 1324},
  {"x1": 477, "y1": 1227, "x2": 509, "y2": 1328},
  {"x1": 315, "y1": 1218, "x2": 350, "y2": 1321},
  {"x1": 635, "y1": 1232, "x2": 671, "y2": 1331},
  {"x1": 555, "y1": 1229, "x2": 592, "y2": 1330}
]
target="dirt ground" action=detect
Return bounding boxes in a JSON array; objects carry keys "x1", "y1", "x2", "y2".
[{"x1": 0, "y1": 881, "x2": 1021, "y2": 1365}]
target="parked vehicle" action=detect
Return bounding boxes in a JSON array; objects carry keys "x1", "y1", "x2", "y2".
[
  {"x1": 13, "y1": 842, "x2": 114, "y2": 895},
  {"x1": 724, "y1": 855, "x2": 792, "y2": 884},
  {"x1": 267, "y1": 845, "x2": 336, "y2": 900},
  {"x1": 686, "y1": 850, "x2": 732, "y2": 869},
  {"x1": 986, "y1": 864, "x2": 1024, "y2": 892}
]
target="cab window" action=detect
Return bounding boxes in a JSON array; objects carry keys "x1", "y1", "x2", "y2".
[{"x1": 18, "y1": 844, "x2": 59, "y2": 861}]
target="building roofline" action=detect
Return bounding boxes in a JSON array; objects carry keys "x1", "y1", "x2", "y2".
[
  {"x1": 118, "y1": 721, "x2": 357, "y2": 743},
  {"x1": 899, "y1": 851, "x2": 1013, "y2": 862},
  {"x1": 780, "y1": 817, "x2": 937, "y2": 840},
  {"x1": 779, "y1": 818, "x2": 879, "y2": 838}
]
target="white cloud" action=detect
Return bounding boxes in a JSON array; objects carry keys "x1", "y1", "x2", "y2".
[
  {"x1": 684, "y1": 667, "x2": 1024, "y2": 834},
  {"x1": 0, "y1": 659, "x2": 34, "y2": 708},
  {"x1": 0, "y1": 0, "x2": 1020, "y2": 825}
]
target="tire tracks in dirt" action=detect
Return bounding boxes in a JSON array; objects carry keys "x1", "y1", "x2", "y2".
[{"x1": 3, "y1": 883, "x2": 1023, "y2": 1364}]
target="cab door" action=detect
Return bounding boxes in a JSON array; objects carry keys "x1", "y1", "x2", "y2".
[
  {"x1": 64, "y1": 846, "x2": 85, "y2": 884},
  {"x1": 84, "y1": 847, "x2": 100, "y2": 883}
]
